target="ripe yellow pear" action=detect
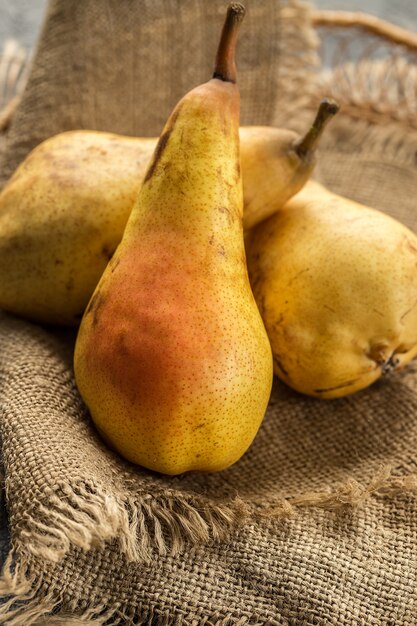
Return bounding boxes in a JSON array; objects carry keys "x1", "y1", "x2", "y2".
[
  {"x1": 0, "y1": 133, "x2": 156, "y2": 324},
  {"x1": 246, "y1": 180, "x2": 417, "y2": 399},
  {"x1": 240, "y1": 99, "x2": 338, "y2": 229},
  {"x1": 74, "y1": 3, "x2": 273, "y2": 475},
  {"x1": 0, "y1": 101, "x2": 337, "y2": 325}
]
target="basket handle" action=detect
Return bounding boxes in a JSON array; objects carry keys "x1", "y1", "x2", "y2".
[{"x1": 311, "y1": 10, "x2": 417, "y2": 52}]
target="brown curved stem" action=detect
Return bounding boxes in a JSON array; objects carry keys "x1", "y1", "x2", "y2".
[
  {"x1": 312, "y1": 10, "x2": 417, "y2": 52},
  {"x1": 295, "y1": 98, "x2": 339, "y2": 159},
  {"x1": 213, "y1": 3, "x2": 246, "y2": 83}
]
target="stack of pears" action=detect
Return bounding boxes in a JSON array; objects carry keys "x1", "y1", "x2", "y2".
[
  {"x1": 1, "y1": 2, "x2": 417, "y2": 474},
  {"x1": 0, "y1": 76, "x2": 338, "y2": 324}
]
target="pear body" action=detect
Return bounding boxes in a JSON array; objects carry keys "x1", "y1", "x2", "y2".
[
  {"x1": 0, "y1": 132, "x2": 155, "y2": 325},
  {"x1": 247, "y1": 181, "x2": 417, "y2": 399},
  {"x1": 0, "y1": 122, "x2": 313, "y2": 325},
  {"x1": 239, "y1": 126, "x2": 314, "y2": 229},
  {"x1": 74, "y1": 79, "x2": 272, "y2": 474}
]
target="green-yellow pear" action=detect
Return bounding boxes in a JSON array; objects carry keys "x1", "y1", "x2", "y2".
[
  {"x1": 74, "y1": 3, "x2": 273, "y2": 475},
  {"x1": 246, "y1": 180, "x2": 417, "y2": 399},
  {"x1": 0, "y1": 101, "x2": 338, "y2": 325}
]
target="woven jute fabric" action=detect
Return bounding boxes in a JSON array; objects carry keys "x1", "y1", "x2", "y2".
[
  {"x1": 0, "y1": 0, "x2": 318, "y2": 188},
  {"x1": 1, "y1": 1, "x2": 417, "y2": 624}
]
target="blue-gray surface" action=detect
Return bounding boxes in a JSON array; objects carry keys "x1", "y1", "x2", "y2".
[{"x1": 0, "y1": 0, "x2": 47, "y2": 50}]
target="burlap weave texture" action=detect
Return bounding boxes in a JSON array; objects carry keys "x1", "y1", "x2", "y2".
[{"x1": 1, "y1": 1, "x2": 417, "y2": 624}]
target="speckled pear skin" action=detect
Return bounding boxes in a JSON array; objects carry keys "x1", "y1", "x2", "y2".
[
  {"x1": 0, "y1": 131, "x2": 156, "y2": 325},
  {"x1": 246, "y1": 180, "x2": 417, "y2": 399},
  {"x1": 74, "y1": 7, "x2": 273, "y2": 475},
  {"x1": 239, "y1": 126, "x2": 312, "y2": 230},
  {"x1": 240, "y1": 99, "x2": 339, "y2": 230},
  {"x1": 0, "y1": 103, "x2": 337, "y2": 326}
]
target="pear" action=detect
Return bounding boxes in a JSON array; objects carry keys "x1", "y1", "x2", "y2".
[
  {"x1": 0, "y1": 133, "x2": 156, "y2": 324},
  {"x1": 240, "y1": 99, "x2": 339, "y2": 229},
  {"x1": 0, "y1": 102, "x2": 337, "y2": 325},
  {"x1": 246, "y1": 180, "x2": 417, "y2": 399},
  {"x1": 74, "y1": 3, "x2": 273, "y2": 475}
]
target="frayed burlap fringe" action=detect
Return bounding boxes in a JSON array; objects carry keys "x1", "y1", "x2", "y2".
[
  {"x1": 308, "y1": 56, "x2": 417, "y2": 167},
  {"x1": 0, "y1": 466, "x2": 417, "y2": 626},
  {"x1": 0, "y1": 555, "x2": 112, "y2": 625},
  {"x1": 289, "y1": 465, "x2": 417, "y2": 509},
  {"x1": 254, "y1": 465, "x2": 417, "y2": 517},
  {"x1": 0, "y1": 555, "x2": 57, "y2": 626},
  {"x1": 10, "y1": 479, "x2": 250, "y2": 565},
  {"x1": 317, "y1": 57, "x2": 417, "y2": 130},
  {"x1": 325, "y1": 116, "x2": 417, "y2": 166},
  {"x1": 1, "y1": 465, "x2": 417, "y2": 626},
  {"x1": 6, "y1": 465, "x2": 417, "y2": 571}
]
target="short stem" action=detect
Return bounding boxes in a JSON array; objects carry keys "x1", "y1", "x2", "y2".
[
  {"x1": 213, "y1": 3, "x2": 246, "y2": 83},
  {"x1": 295, "y1": 98, "x2": 340, "y2": 159}
]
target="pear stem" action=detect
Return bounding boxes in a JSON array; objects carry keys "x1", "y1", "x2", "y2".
[
  {"x1": 213, "y1": 3, "x2": 246, "y2": 84},
  {"x1": 295, "y1": 98, "x2": 340, "y2": 159}
]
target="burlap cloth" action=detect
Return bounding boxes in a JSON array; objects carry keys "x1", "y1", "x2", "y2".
[{"x1": 1, "y1": 1, "x2": 417, "y2": 624}]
